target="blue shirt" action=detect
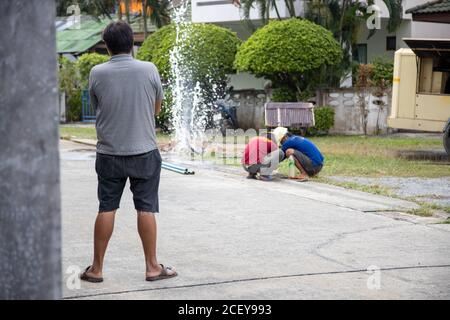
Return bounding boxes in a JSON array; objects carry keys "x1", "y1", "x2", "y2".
[{"x1": 281, "y1": 136, "x2": 324, "y2": 166}]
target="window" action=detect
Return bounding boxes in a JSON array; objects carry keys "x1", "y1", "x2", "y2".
[
  {"x1": 352, "y1": 44, "x2": 367, "y2": 64},
  {"x1": 386, "y1": 36, "x2": 396, "y2": 51}
]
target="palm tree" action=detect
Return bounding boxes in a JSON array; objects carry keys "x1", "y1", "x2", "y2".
[
  {"x1": 140, "y1": 0, "x2": 171, "y2": 38},
  {"x1": 125, "y1": 0, "x2": 131, "y2": 23},
  {"x1": 147, "y1": 0, "x2": 171, "y2": 28},
  {"x1": 239, "y1": 0, "x2": 282, "y2": 25},
  {"x1": 238, "y1": 0, "x2": 402, "y2": 35}
]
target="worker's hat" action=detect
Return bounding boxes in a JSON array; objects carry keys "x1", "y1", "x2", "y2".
[{"x1": 272, "y1": 127, "x2": 288, "y2": 145}]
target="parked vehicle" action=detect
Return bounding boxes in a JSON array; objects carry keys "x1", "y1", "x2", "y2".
[
  {"x1": 388, "y1": 38, "x2": 450, "y2": 155},
  {"x1": 212, "y1": 87, "x2": 239, "y2": 136}
]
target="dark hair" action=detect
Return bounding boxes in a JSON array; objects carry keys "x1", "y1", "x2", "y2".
[{"x1": 102, "y1": 21, "x2": 134, "y2": 55}]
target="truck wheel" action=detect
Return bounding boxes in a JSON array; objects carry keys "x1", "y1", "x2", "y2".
[{"x1": 444, "y1": 125, "x2": 450, "y2": 156}]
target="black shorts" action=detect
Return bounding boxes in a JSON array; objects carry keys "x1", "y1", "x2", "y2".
[
  {"x1": 95, "y1": 150, "x2": 162, "y2": 213},
  {"x1": 292, "y1": 150, "x2": 323, "y2": 176}
]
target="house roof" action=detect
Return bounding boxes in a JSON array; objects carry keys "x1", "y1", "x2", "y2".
[
  {"x1": 406, "y1": 0, "x2": 450, "y2": 14},
  {"x1": 57, "y1": 18, "x2": 109, "y2": 54},
  {"x1": 56, "y1": 15, "x2": 157, "y2": 54}
]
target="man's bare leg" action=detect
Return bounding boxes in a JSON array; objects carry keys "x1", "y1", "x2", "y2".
[
  {"x1": 86, "y1": 211, "x2": 116, "y2": 279},
  {"x1": 285, "y1": 148, "x2": 310, "y2": 180},
  {"x1": 137, "y1": 211, "x2": 176, "y2": 278}
]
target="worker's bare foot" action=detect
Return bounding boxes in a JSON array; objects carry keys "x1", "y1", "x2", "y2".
[{"x1": 289, "y1": 174, "x2": 309, "y2": 181}]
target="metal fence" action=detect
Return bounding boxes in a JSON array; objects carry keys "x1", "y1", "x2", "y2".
[{"x1": 81, "y1": 89, "x2": 95, "y2": 122}]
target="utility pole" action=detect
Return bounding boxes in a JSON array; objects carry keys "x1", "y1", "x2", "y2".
[{"x1": 0, "y1": 0, "x2": 61, "y2": 299}]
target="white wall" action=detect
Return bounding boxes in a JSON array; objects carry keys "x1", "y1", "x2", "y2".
[
  {"x1": 228, "y1": 72, "x2": 266, "y2": 90},
  {"x1": 357, "y1": 0, "x2": 450, "y2": 63},
  {"x1": 191, "y1": 0, "x2": 308, "y2": 24},
  {"x1": 192, "y1": 0, "x2": 281, "y2": 23},
  {"x1": 357, "y1": 18, "x2": 397, "y2": 62}
]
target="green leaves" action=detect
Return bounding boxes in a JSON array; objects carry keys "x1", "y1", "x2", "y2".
[
  {"x1": 136, "y1": 23, "x2": 241, "y2": 83},
  {"x1": 234, "y1": 19, "x2": 343, "y2": 78},
  {"x1": 136, "y1": 23, "x2": 241, "y2": 131},
  {"x1": 77, "y1": 53, "x2": 110, "y2": 87},
  {"x1": 308, "y1": 106, "x2": 335, "y2": 135},
  {"x1": 234, "y1": 18, "x2": 343, "y2": 98}
]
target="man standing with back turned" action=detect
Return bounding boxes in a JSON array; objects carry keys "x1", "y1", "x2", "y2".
[{"x1": 80, "y1": 21, "x2": 177, "y2": 283}]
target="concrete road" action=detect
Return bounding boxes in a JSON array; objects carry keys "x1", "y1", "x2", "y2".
[{"x1": 60, "y1": 140, "x2": 450, "y2": 299}]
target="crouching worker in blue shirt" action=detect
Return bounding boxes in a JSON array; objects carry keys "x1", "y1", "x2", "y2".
[{"x1": 273, "y1": 127, "x2": 324, "y2": 182}]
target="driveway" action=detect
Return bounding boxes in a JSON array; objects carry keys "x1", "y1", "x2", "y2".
[{"x1": 60, "y1": 140, "x2": 450, "y2": 299}]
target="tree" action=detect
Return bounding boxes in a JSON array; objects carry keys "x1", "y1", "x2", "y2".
[
  {"x1": 141, "y1": 0, "x2": 171, "y2": 37},
  {"x1": 58, "y1": 53, "x2": 109, "y2": 122},
  {"x1": 305, "y1": 0, "x2": 402, "y2": 86},
  {"x1": 56, "y1": 0, "x2": 171, "y2": 30},
  {"x1": 238, "y1": 0, "x2": 296, "y2": 24},
  {"x1": 137, "y1": 23, "x2": 241, "y2": 86},
  {"x1": 236, "y1": 0, "x2": 403, "y2": 86},
  {"x1": 77, "y1": 52, "x2": 110, "y2": 87},
  {"x1": 235, "y1": 18, "x2": 342, "y2": 100},
  {"x1": 56, "y1": 0, "x2": 116, "y2": 18},
  {"x1": 137, "y1": 23, "x2": 241, "y2": 131}
]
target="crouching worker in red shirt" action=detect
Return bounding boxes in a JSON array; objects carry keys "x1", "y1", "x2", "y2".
[{"x1": 242, "y1": 133, "x2": 285, "y2": 181}]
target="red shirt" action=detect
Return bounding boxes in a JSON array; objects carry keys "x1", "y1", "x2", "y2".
[{"x1": 243, "y1": 137, "x2": 278, "y2": 165}]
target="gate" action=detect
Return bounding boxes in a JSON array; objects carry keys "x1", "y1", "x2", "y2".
[{"x1": 81, "y1": 89, "x2": 96, "y2": 122}]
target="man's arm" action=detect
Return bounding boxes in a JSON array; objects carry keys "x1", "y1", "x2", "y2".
[
  {"x1": 152, "y1": 64, "x2": 164, "y2": 116},
  {"x1": 155, "y1": 100, "x2": 162, "y2": 116},
  {"x1": 88, "y1": 71, "x2": 98, "y2": 111}
]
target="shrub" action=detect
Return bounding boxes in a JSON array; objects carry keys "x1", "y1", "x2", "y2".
[
  {"x1": 308, "y1": 106, "x2": 335, "y2": 135},
  {"x1": 77, "y1": 53, "x2": 109, "y2": 87},
  {"x1": 137, "y1": 23, "x2": 240, "y2": 83},
  {"x1": 235, "y1": 19, "x2": 342, "y2": 98},
  {"x1": 137, "y1": 23, "x2": 241, "y2": 130},
  {"x1": 66, "y1": 89, "x2": 82, "y2": 122},
  {"x1": 59, "y1": 57, "x2": 82, "y2": 122},
  {"x1": 353, "y1": 57, "x2": 394, "y2": 87},
  {"x1": 57, "y1": 53, "x2": 108, "y2": 122},
  {"x1": 271, "y1": 87, "x2": 297, "y2": 102},
  {"x1": 371, "y1": 57, "x2": 394, "y2": 86}
]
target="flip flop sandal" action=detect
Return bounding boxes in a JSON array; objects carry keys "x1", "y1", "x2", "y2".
[
  {"x1": 146, "y1": 264, "x2": 178, "y2": 282},
  {"x1": 80, "y1": 266, "x2": 104, "y2": 283},
  {"x1": 289, "y1": 176, "x2": 309, "y2": 182}
]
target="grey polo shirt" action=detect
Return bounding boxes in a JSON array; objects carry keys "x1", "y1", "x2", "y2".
[{"x1": 89, "y1": 54, "x2": 163, "y2": 155}]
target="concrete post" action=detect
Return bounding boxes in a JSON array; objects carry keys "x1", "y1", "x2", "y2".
[{"x1": 0, "y1": 1, "x2": 61, "y2": 299}]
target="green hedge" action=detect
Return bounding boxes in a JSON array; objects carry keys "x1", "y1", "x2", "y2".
[
  {"x1": 77, "y1": 53, "x2": 109, "y2": 87},
  {"x1": 137, "y1": 23, "x2": 241, "y2": 131},
  {"x1": 235, "y1": 18, "x2": 342, "y2": 98},
  {"x1": 137, "y1": 23, "x2": 241, "y2": 83},
  {"x1": 58, "y1": 53, "x2": 109, "y2": 122},
  {"x1": 308, "y1": 106, "x2": 335, "y2": 135}
]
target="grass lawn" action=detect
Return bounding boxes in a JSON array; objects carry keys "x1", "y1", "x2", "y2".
[
  {"x1": 59, "y1": 125, "x2": 171, "y2": 144},
  {"x1": 60, "y1": 126, "x2": 450, "y2": 216},
  {"x1": 60, "y1": 126, "x2": 97, "y2": 140},
  {"x1": 60, "y1": 126, "x2": 448, "y2": 178},
  {"x1": 277, "y1": 135, "x2": 450, "y2": 178}
]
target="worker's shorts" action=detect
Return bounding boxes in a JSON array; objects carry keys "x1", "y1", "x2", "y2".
[
  {"x1": 95, "y1": 150, "x2": 161, "y2": 213},
  {"x1": 292, "y1": 150, "x2": 322, "y2": 176},
  {"x1": 243, "y1": 149, "x2": 285, "y2": 176}
]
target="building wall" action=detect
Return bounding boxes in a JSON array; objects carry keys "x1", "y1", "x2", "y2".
[
  {"x1": 357, "y1": 0, "x2": 450, "y2": 63},
  {"x1": 317, "y1": 88, "x2": 392, "y2": 135},
  {"x1": 191, "y1": 0, "x2": 307, "y2": 24}
]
